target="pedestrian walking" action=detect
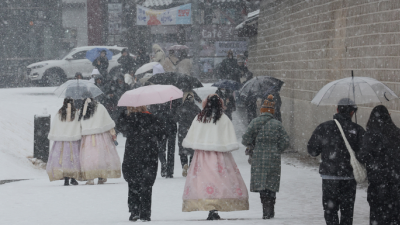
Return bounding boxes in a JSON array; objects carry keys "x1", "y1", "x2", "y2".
[
  {"x1": 218, "y1": 50, "x2": 239, "y2": 82},
  {"x1": 181, "y1": 94, "x2": 249, "y2": 220},
  {"x1": 117, "y1": 106, "x2": 165, "y2": 222},
  {"x1": 149, "y1": 101, "x2": 178, "y2": 178},
  {"x1": 307, "y1": 98, "x2": 365, "y2": 225},
  {"x1": 174, "y1": 93, "x2": 201, "y2": 177},
  {"x1": 78, "y1": 92, "x2": 121, "y2": 185},
  {"x1": 241, "y1": 95, "x2": 290, "y2": 219},
  {"x1": 118, "y1": 48, "x2": 135, "y2": 74},
  {"x1": 152, "y1": 44, "x2": 165, "y2": 64},
  {"x1": 215, "y1": 88, "x2": 235, "y2": 120},
  {"x1": 358, "y1": 105, "x2": 400, "y2": 225},
  {"x1": 92, "y1": 50, "x2": 109, "y2": 79},
  {"x1": 46, "y1": 98, "x2": 82, "y2": 186},
  {"x1": 163, "y1": 49, "x2": 179, "y2": 72},
  {"x1": 135, "y1": 47, "x2": 150, "y2": 70},
  {"x1": 75, "y1": 72, "x2": 83, "y2": 80},
  {"x1": 176, "y1": 50, "x2": 192, "y2": 76}
]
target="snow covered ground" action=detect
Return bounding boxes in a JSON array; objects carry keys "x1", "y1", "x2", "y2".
[{"x1": 0, "y1": 84, "x2": 369, "y2": 224}]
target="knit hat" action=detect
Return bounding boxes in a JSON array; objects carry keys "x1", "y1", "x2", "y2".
[{"x1": 260, "y1": 95, "x2": 275, "y2": 114}]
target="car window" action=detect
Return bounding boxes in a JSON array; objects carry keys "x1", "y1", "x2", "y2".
[
  {"x1": 71, "y1": 51, "x2": 87, "y2": 60},
  {"x1": 110, "y1": 49, "x2": 121, "y2": 56}
]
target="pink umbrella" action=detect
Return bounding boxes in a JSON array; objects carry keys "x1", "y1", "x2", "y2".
[{"x1": 117, "y1": 85, "x2": 183, "y2": 107}]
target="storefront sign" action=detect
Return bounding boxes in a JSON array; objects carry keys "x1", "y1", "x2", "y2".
[
  {"x1": 108, "y1": 0, "x2": 122, "y2": 35},
  {"x1": 215, "y1": 41, "x2": 248, "y2": 57},
  {"x1": 201, "y1": 25, "x2": 238, "y2": 40},
  {"x1": 137, "y1": 4, "x2": 192, "y2": 26}
]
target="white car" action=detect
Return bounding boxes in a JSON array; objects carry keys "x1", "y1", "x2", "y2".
[{"x1": 27, "y1": 46, "x2": 127, "y2": 86}]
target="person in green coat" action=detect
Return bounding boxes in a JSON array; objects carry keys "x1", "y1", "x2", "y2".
[{"x1": 242, "y1": 94, "x2": 289, "y2": 220}]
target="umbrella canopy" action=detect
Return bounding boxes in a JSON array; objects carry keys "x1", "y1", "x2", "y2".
[
  {"x1": 311, "y1": 76, "x2": 399, "y2": 106},
  {"x1": 54, "y1": 80, "x2": 103, "y2": 99},
  {"x1": 135, "y1": 62, "x2": 160, "y2": 75},
  {"x1": 118, "y1": 85, "x2": 183, "y2": 107},
  {"x1": 139, "y1": 73, "x2": 153, "y2": 83},
  {"x1": 167, "y1": 45, "x2": 189, "y2": 51},
  {"x1": 212, "y1": 80, "x2": 242, "y2": 90},
  {"x1": 239, "y1": 76, "x2": 284, "y2": 98},
  {"x1": 85, "y1": 48, "x2": 113, "y2": 62},
  {"x1": 147, "y1": 72, "x2": 203, "y2": 90}
]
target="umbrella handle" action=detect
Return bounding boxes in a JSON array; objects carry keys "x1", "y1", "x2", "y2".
[{"x1": 170, "y1": 97, "x2": 173, "y2": 109}]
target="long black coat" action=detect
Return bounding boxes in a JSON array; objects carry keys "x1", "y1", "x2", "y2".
[
  {"x1": 307, "y1": 113, "x2": 365, "y2": 177},
  {"x1": 359, "y1": 129, "x2": 400, "y2": 183},
  {"x1": 175, "y1": 101, "x2": 201, "y2": 129},
  {"x1": 135, "y1": 54, "x2": 150, "y2": 71},
  {"x1": 216, "y1": 89, "x2": 236, "y2": 114},
  {"x1": 117, "y1": 112, "x2": 165, "y2": 185},
  {"x1": 92, "y1": 56, "x2": 109, "y2": 75},
  {"x1": 118, "y1": 55, "x2": 135, "y2": 74},
  {"x1": 219, "y1": 58, "x2": 240, "y2": 83}
]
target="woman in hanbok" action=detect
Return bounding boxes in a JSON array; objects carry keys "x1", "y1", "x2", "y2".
[
  {"x1": 79, "y1": 92, "x2": 121, "y2": 185},
  {"x1": 182, "y1": 94, "x2": 249, "y2": 220},
  {"x1": 46, "y1": 98, "x2": 82, "y2": 186}
]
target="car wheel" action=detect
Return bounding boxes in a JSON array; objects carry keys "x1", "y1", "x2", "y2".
[{"x1": 44, "y1": 69, "x2": 65, "y2": 86}]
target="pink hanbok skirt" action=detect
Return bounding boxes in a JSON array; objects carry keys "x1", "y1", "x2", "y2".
[
  {"x1": 80, "y1": 132, "x2": 121, "y2": 180},
  {"x1": 182, "y1": 150, "x2": 249, "y2": 212},
  {"x1": 46, "y1": 140, "x2": 82, "y2": 181}
]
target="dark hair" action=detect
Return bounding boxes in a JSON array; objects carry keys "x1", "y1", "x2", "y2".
[
  {"x1": 197, "y1": 95, "x2": 223, "y2": 124},
  {"x1": 366, "y1": 105, "x2": 400, "y2": 138},
  {"x1": 59, "y1": 98, "x2": 76, "y2": 121},
  {"x1": 101, "y1": 50, "x2": 107, "y2": 54},
  {"x1": 78, "y1": 92, "x2": 98, "y2": 121},
  {"x1": 337, "y1": 98, "x2": 358, "y2": 114},
  {"x1": 75, "y1": 72, "x2": 83, "y2": 79},
  {"x1": 121, "y1": 48, "x2": 128, "y2": 54}
]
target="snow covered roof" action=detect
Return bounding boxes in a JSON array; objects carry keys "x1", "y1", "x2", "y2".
[
  {"x1": 235, "y1": 9, "x2": 259, "y2": 30},
  {"x1": 142, "y1": 0, "x2": 173, "y2": 7}
]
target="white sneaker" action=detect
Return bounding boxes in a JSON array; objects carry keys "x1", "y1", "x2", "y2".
[
  {"x1": 182, "y1": 164, "x2": 189, "y2": 177},
  {"x1": 86, "y1": 179, "x2": 94, "y2": 185},
  {"x1": 98, "y1": 178, "x2": 107, "y2": 184}
]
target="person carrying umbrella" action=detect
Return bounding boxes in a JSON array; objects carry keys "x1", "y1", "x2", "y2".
[
  {"x1": 176, "y1": 50, "x2": 192, "y2": 76},
  {"x1": 92, "y1": 50, "x2": 109, "y2": 79},
  {"x1": 174, "y1": 93, "x2": 201, "y2": 177},
  {"x1": 152, "y1": 44, "x2": 165, "y2": 64},
  {"x1": 307, "y1": 98, "x2": 365, "y2": 225},
  {"x1": 118, "y1": 48, "x2": 135, "y2": 74}
]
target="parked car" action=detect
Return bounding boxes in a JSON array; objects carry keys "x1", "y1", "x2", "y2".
[{"x1": 27, "y1": 46, "x2": 127, "y2": 86}]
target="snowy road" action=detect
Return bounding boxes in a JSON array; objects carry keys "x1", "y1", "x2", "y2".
[{"x1": 0, "y1": 85, "x2": 369, "y2": 224}]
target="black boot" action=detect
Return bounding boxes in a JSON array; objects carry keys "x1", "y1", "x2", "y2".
[
  {"x1": 261, "y1": 196, "x2": 276, "y2": 219},
  {"x1": 206, "y1": 210, "x2": 221, "y2": 220},
  {"x1": 70, "y1": 178, "x2": 78, "y2": 185},
  {"x1": 64, "y1": 177, "x2": 70, "y2": 186},
  {"x1": 129, "y1": 213, "x2": 140, "y2": 222},
  {"x1": 161, "y1": 164, "x2": 167, "y2": 178}
]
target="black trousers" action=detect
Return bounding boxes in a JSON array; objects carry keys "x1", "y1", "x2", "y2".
[
  {"x1": 158, "y1": 122, "x2": 177, "y2": 176},
  {"x1": 260, "y1": 189, "x2": 276, "y2": 198},
  {"x1": 368, "y1": 181, "x2": 400, "y2": 225},
  {"x1": 128, "y1": 182, "x2": 153, "y2": 220},
  {"x1": 177, "y1": 126, "x2": 193, "y2": 168},
  {"x1": 322, "y1": 179, "x2": 357, "y2": 225}
]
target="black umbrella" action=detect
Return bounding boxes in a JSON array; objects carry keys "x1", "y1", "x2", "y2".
[
  {"x1": 212, "y1": 80, "x2": 242, "y2": 90},
  {"x1": 147, "y1": 72, "x2": 203, "y2": 90},
  {"x1": 239, "y1": 76, "x2": 284, "y2": 98}
]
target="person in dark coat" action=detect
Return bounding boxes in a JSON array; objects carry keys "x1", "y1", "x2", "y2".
[
  {"x1": 135, "y1": 47, "x2": 150, "y2": 71},
  {"x1": 218, "y1": 50, "x2": 239, "y2": 82},
  {"x1": 307, "y1": 98, "x2": 365, "y2": 225},
  {"x1": 358, "y1": 105, "x2": 400, "y2": 225},
  {"x1": 149, "y1": 100, "x2": 179, "y2": 178},
  {"x1": 215, "y1": 88, "x2": 235, "y2": 120},
  {"x1": 118, "y1": 48, "x2": 135, "y2": 74},
  {"x1": 92, "y1": 50, "x2": 109, "y2": 79},
  {"x1": 116, "y1": 106, "x2": 165, "y2": 222},
  {"x1": 106, "y1": 74, "x2": 130, "y2": 124},
  {"x1": 174, "y1": 93, "x2": 201, "y2": 177}
]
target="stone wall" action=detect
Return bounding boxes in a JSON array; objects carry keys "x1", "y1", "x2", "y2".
[{"x1": 247, "y1": 0, "x2": 400, "y2": 153}]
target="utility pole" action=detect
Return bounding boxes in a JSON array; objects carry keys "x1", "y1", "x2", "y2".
[{"x1": 191, "y1": 0, "x2": 201, "y2": 78}]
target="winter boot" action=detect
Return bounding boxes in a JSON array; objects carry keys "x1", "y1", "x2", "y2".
[
  {"x1": 64, "y1": 177, "x2": 70, "y2": 186},
  {"x1": 129, "y1": 213, "x2": 140, "y2": 222},
  {"x1": 70, "y1": 178, "x2": 79, "y2": 185},
  {"x1": 161, "y1": 164, "x2": 167, "y2": 177},
  {"x1": 98, "y1": 178, "x2": 107, "y2": 184},
  {"x1": 206, "y1": 210, "x2": 221, "y2": 220},
  {"x1": 261, "y1": 196, "x2": 276, "y2": 219},
  {"x1": 86, "y1": 179, "x2": 94, "y2": 185},
  {"x1": 182, "y1": 164, "x2": 189, "y2": 177}
]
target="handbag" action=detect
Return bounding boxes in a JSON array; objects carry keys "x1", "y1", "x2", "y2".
[{"x1": 334, "y1": 119, "x2": 367, "y2": 183}]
